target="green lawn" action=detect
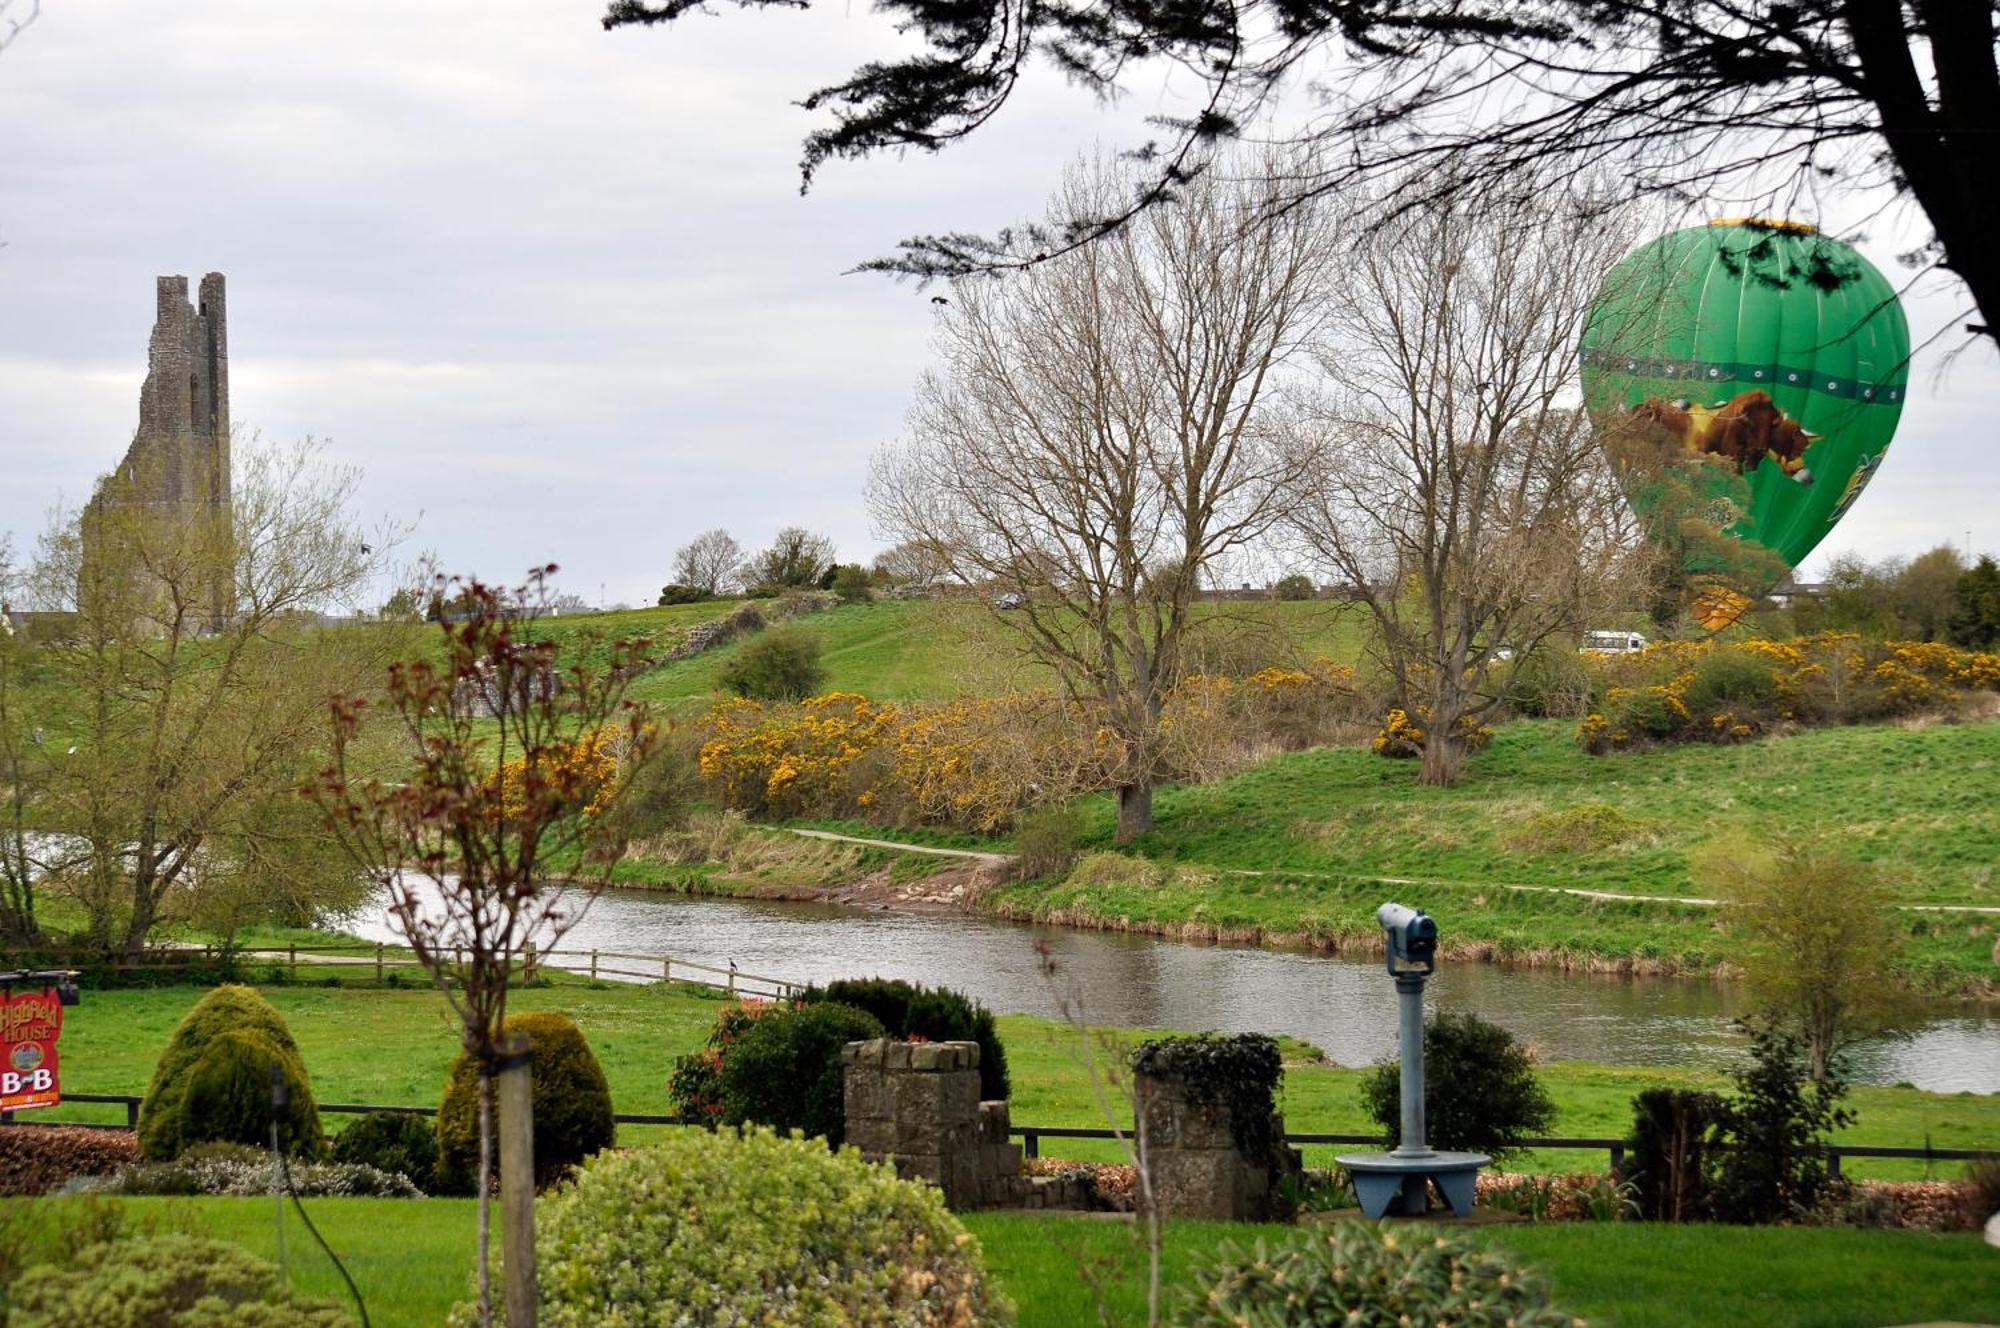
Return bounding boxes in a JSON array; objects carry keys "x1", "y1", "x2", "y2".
[
  {"x1": 2, "y1": 1196, "x2": 1992, "y2": 1328},
  {"x1": 29, "y1": 980, "x2": 1996, "y2": 1179}
]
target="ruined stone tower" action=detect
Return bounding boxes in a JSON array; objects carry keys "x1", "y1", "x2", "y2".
[{"x1": 81, "y1": 273, "x2": 234, "y2": 626}]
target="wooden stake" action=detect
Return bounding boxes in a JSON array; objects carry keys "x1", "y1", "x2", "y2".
[{"x1": 498, "y1": 1033, "x2": 537, "y2": 1328}]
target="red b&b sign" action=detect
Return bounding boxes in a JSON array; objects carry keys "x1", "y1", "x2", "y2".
[{"x1": 1, "y1": 988, "x2": 63, "y2": 1112}]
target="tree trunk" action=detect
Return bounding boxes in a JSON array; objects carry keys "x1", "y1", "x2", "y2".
[
  {"x1": 477, "y1": 1072, "x2": 495, "y2": 1328},
  {"x1": 1114, "y1": 782, "x2": 1154, "y2": 843},
  {"x1": 1418, "y1": 730, "x2": 1464, "y2": 787},
  {"x1": 499, "y1": 1033, "x2": 538, "y2": 1328}
]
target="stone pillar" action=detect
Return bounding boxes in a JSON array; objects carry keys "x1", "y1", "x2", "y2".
[
  {"x1": 1135, "y1": 1071, "x2": 1301, "y2": 1221},
  {"x1": 842, "y1": 1039, "x2": 1026, "y2": 1210}
]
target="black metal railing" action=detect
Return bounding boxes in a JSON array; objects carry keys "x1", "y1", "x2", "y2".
[{"x1": 7, "y1": 1096, "x2": 1986, "y2": 1177}]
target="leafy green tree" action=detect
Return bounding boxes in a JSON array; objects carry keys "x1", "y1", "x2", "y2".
[
  {"x1": 1695, "y1": 835, "x2": 1919, "y2": 1085},
  {"x1": 1271, "y1": 574, "x2": 1314, "y2": 602},
  {"x1": 1951, "y1": 555, "x2": 2000, "y2": 648},
  {"x1": 742, "y1": 527, "x2": 836, "y2": 593},
  {"x1": 1711, "y1": 1026, "x2": 1852, "y2": 1224}
]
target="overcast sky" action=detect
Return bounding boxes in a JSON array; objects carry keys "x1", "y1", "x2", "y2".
[{"x1": 3, "y1": 2, "x2": 1996, "y2": 608}]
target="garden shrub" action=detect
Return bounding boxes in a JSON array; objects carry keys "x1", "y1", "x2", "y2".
[
  {"x1": 436, "y1": 1011, "x2": 614, "y2": 1195},
  {"x1": 718, "y1": 1000, "x2": 884, "y2": 1146},
  {"x1": 85, "y1": 1153, "x2": 421, "y2": 1198},
  {"x1": 666, "y1": 999, "x2": 776, "y2": 1125},
  {"x1": 7, "y1": 1236, "x2": 351, "y2": 1328},
  {"x1": 1272, "y1": 573, "x2": 1315, "y2": 601},
  {"x1": 1710, "y1": 1025, "x2": 1852, "y2": 1224},
  {"x1": 717, "y1": 624, "x2": 827, "y2": 700},
  {"x1": 655, "y1": 582, "x2": 712, "y2": 605},
  {"x1": 1175, "y1": 1223, "x2": 1578, "y2": 1328},
  {"x1": 1626, "y1": 1086, "x2": 1729, "y2": 1221},
  {"x1": 137, "y1": 985, "x2": 321, "y2": 1161},
  {"x1": 830, "y1": 564, "x2": 873, "y2": 603},
  {"x1": 799, "y1": 978, "x2": 1009, "y2": 1100},
  {"x1": 0, "y1": 1125, "x2": 138, "y2": 1196},
  {"x1": 1683, "y1": 647, "x2": 1781, "y2": 713},
  {"x1": 329, "y1": 1110, "x2": 439, "y2": 1192},
  {"x1": 1360, "y1": 1011, "x2": 1555, "y2": 1158},
  {"x1": 455, "y1": 1126, "x2": 1010, "y2": 1328}
]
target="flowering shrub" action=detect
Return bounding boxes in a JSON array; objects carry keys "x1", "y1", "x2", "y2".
[
  {"x1": 699, "y1": 693, "x2": 899, "y2": 820},
  {"x1": 1177, "y1": 1223, "x2": 1581, "y2": 1328},
  {"x1": 1370, "y1": 707, "x2": 1494, "y2": 759},
  {"x1": 82, "y1": 1151, "x2": 421, "y2": 1198},
  {"x1": 458, "y1": 1126, "x2": 1011, "y2": 1328},
  {"x1": 1578, "y1": 634, "x2": 2000, "y2": 753},
  {"x1": 486, "y1": 728, "x2": 625, "y2": 824}
]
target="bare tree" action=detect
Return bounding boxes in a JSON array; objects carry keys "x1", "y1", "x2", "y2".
[
  {"x1": 871, "y1": 538, "x2": 951, "y2": 588},
  {"x1": 671, "y1": 528, "x2": 743, "y2": 596},
  {"x1": 307, "y1": 566, "x2": 655, "y2": 1328},
  {"x1": 0, "y1": 0, "x2": 38, "y2": 56},
  {"x1": 1287, "y1": 188, "x2": 1640, "y2": 786},
  {"x1": 740, "y1": 526, "x2": 836, "y2": 592},
  {"x1": 870, "y1": 157, "x2": 1335, "y2": 841}
]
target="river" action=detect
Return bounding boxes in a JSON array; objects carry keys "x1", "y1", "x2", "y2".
[{"x1": 342, "y1": 884, "x2": 2000, "y2": 1094}]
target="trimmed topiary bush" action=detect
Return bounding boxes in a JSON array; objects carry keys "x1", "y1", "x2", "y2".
[
  {"x1": 719, "y1": 1000, "x2": 884, "y2": 1146},
  {"x1": 7, "y1": 1236, "x2": 352, "y2": 1328},
  {"x1": 1361, "y1": 1011, "x2": 1556, "y2": 1159},
  {"x1": 436, "y1": 1011, "x2": 614, "y2": 1195},
  {"x1": 454, "y1": 1126, "x2": 1010, "y2": 1328},
  {"x1": 329, "y1": 1110, "x2": 439, "y2": 1192},
  {"x1": 137, "y1": 985, "x2": 321, "y2": 1161},
  {"x1": 799, "y1": 978, "x2": 1010, "y2": 1100},
  {"x1": 1175, "y1": 1223, "x2": 1578, "y2": 1328}
]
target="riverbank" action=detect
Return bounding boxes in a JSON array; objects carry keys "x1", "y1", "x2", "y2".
[{"x1": 601, "y1": 716, "x2": 2000, "y2": 997}]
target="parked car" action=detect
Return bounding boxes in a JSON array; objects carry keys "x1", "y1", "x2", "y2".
[
  {"x1": 1580, "y1": 630, "x2": 1649, "y2": 654},
  {"x1": 995, "y1": 592, "x2": 1028, "y2": 610}
]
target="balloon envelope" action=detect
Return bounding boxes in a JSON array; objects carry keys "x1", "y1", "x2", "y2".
[{"x1": 1580, "y1": 221, "x2": 1910, "y2": 573}]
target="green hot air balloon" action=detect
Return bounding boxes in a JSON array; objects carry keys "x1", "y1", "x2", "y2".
[{"x1": 1580, "y1": 220, "x2": 1910, "y2": 626}]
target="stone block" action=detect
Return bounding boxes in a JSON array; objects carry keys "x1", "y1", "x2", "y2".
[
  {"x1": 844, "y1": 1038, "x2": 888, "y2": 1070},
  {"x1": 895, "y1": 1153, "x2": 946, "y2": 1186},
  {"x1": 886, "y1": 1042, "x2": 914, "y2": 1071},
  {"x1": 844, "y1": 1118, "x2": 897, "y2": 1156},
  {"x1": 1152, "y1": 1150, "x2": 1244, "y2": 1222},
  {"x1": 911, "y1": 1043, "x2": 945, "y2": 1071}
]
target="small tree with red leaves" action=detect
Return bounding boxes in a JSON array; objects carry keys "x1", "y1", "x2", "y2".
[{"x1": 305, "y1": 565, "x2": 653, "y2": 1327}]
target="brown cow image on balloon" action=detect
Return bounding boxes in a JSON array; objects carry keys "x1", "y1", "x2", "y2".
[{"x1": 1626, "y1": 389, "x2": 1818, "y2": 484}]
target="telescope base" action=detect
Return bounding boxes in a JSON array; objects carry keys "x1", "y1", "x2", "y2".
[{"x1": 1336, "y1": 1151, "x2": 1491, "y2": 1219}]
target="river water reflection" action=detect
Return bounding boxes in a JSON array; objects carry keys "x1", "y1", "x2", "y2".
[{"x1": 345, "y1": 885, "x2": 1999, "y2": 1094}]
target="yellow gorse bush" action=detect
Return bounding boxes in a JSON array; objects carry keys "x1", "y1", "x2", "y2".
[
  {"x1": 486, "y1": 728, "x2": 628, "y2": 823},
  {"x1": 1577, "y1": 634, "x2": 2000, "y2": 754}
]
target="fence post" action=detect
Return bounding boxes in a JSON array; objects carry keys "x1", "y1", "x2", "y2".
[
  {"x1": 498, "y1": 1033, "x2": 539, "y2": 1328},
  {"x1": 288, "y1": 944, "x2": 296, "y2": 982},
  {"x1": 1022, "y1": 1130, "x2": 1038, "y2": 1159},
  {"x1": 662, "y1": 957, "x2": 670, "y2": 985},
  {"x1": 590, "y1": 950, "x2": 599, "y2": 981},
  {"x1": 127, "y1": 1097, "x2": 140, "y2": 1129},
  {"x1": 1609, "y1": 1142, "x2": 1624, "y2": 1176},
  {"x1": 375, "y1": 942, "x2": 384, "y2": 984},
  {"x1": 1828, "y1": 1150, "x2": 1842, "y2": 1181},
  {"x1": 523, "y1": 941, "x2": 537, "y2": 984},
  {"x1": 727, "y1": 963, "x2": 736, "y2": 996}
]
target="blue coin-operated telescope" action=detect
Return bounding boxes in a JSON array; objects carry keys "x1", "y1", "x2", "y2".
[{"x1": 1337, "y1": 903, "x2": 1488, "y2": 1219}]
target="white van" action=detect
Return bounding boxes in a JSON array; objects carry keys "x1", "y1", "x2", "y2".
[{"x1": 1580, "y1": 630, "x2": 1649, "y2": 655}]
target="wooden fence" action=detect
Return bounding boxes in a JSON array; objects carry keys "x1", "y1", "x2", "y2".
[
  {"x1": 25, "y1": 943, "x2": 799, "y2": 1000},
  {"x1": 7, "y1": 1096, "x2": 1986, "y2": 1178}
]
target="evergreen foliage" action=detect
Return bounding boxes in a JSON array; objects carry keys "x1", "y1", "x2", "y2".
[
  {"x1": 1360, "y1": 1011, "x2": 1556, "y2": 1158},
  {"x1": 799, "y1": 978, "x2": 1010, "y2": 1099},
  {"x1": 1133, "y1": 1033, "x2": 1284, "y2": 1163},
  {"x1": 1711, "y1": 1025, "x2": 1853, "y2": 1224},
  {"x1": 1626, "y1": 1086, "x2": 1730, "y2": 1221},
  {"x1": 329, "y1": 1110, "x2": 440, "y2": 1192},
  {"x1": 718, "y1": 1000, "x2": 884, "y2": 1146},
  {"x1": 137, "y1": 984, "x2": 321, "y2": 1161},
  {"x1": 436, "y1": 1011, "x2": 615, "y2": 1194}
]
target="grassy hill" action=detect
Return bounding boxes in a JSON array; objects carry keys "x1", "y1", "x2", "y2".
[{"x1": 626, "y1": 596, "x2": 1374, "y2": 703}]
